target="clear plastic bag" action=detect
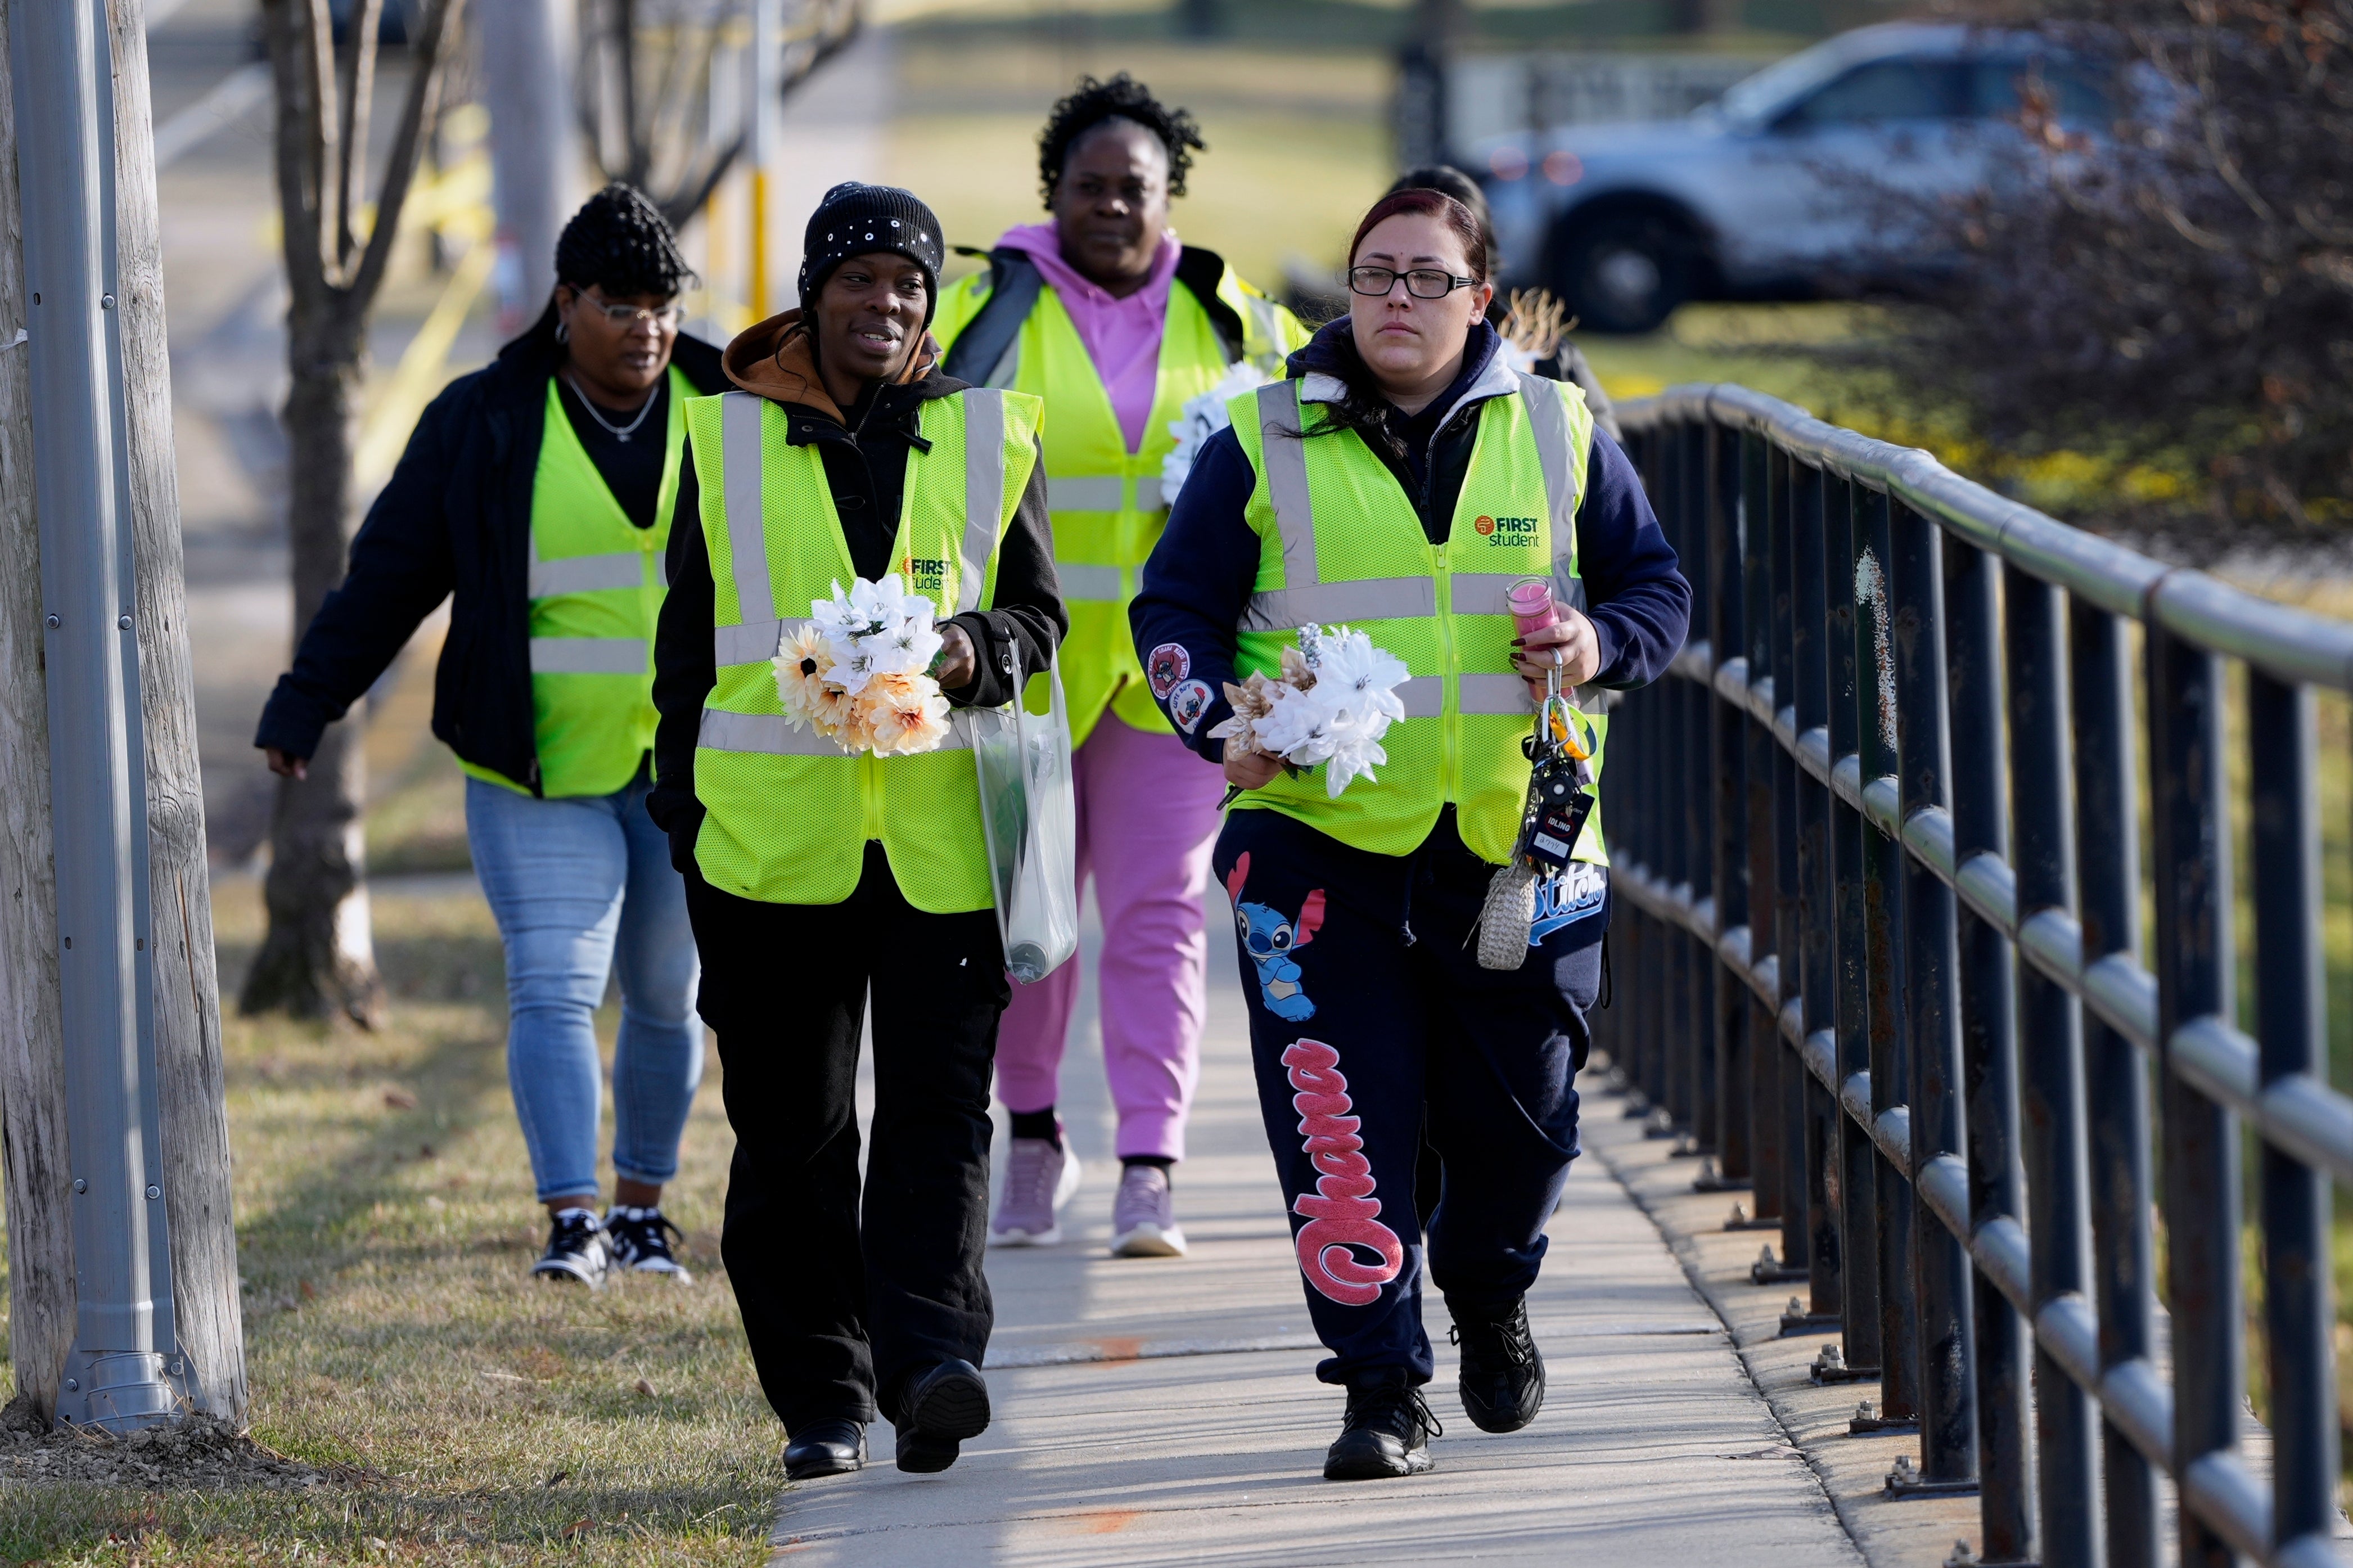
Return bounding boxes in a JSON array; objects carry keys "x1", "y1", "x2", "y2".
[{"x1": 967, "y1": 639, "x2": 1079, "y2": 984}]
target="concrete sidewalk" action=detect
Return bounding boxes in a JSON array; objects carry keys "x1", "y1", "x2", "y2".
[{"x1": 770, "y1": 924, "x2": 1863, "y2": 1566}]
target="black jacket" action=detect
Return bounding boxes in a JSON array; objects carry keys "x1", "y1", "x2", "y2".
[
  {"x1": 251, "y1": 319, "x2": 730, "y2": 792},
  {"x1": 645, "y1": 360, "x2": 1066, "y2": 863}
]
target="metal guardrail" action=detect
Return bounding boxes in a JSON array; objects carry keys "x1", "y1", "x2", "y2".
[{"x1": 1602, "y1": 384, "x2": 2350, "y2": 1568}]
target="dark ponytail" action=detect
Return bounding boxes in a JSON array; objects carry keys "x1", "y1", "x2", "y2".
[{"x1": 1295, "y1": 188, "x2": 1489, "y2": 457}]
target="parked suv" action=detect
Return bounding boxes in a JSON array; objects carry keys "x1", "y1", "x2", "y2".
[{"x1": 1478, "y1": 23, "x2": 2112, "y2": 332}]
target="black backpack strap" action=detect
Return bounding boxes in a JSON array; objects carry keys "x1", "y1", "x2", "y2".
[
  {"x1": 941, "y1": 249, "x2": 1043, "y2": 386},
  {"x1": 1173, "y1": 245, "x2": 1248, "y2": 364}
]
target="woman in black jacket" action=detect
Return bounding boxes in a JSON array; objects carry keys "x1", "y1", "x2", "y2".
[{"x1": 255, "y1": 186, "x2": 723, "y2": 1288}]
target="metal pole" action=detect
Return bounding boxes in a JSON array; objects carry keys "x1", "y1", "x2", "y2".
[
  {"x1": 480, "y1": 0, "x2": 580, "y2": 334},
  {"x1": 749, "y1": 0, "x2": 777, "y2": 318},
  {"x1": 8, "y1": 0, "x2": 191, "y2": 1431}
]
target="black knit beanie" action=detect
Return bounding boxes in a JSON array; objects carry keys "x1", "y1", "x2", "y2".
[{"x1": 797, "y1": 182, "x2": 945, "y2": 323}]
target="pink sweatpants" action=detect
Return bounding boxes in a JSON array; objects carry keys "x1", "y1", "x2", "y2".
[{"x1": 994, "y1": 713, "x2": 1226, "y2": 1160}]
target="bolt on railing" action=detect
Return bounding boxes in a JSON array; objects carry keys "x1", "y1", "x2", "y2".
[{"x1": 1603, "y1": 384, "x2": 2350, "y2": 1568}]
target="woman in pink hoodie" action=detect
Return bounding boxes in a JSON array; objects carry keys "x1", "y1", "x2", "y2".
[{"x1": 935, "y1": 75, "x2": 1308, "y2": 1257}]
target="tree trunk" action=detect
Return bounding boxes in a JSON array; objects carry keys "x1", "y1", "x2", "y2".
[
  {"x1": 237, "y1": 302, "x2": 384, "y2": 1028},
  {"x1": 0, "y1": 0, "x2": 247, "y2": 1424}
]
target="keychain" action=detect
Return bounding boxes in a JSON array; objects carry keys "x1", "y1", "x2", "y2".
[{"x1": 1478, "y1": 664, "x2": 1597, "y2": 971}]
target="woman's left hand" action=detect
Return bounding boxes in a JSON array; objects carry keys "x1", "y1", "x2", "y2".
[
  {"x1": 932, "y1": 622, "x2": 977, "y2": 691},
  {"x1": 1511, "y1": 606, "x2": 1600, "y2": 698}
]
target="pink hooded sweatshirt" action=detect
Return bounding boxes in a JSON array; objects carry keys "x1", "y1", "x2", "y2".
[{"x1": 992, "y1": 223, "x2": 1182, "y2": 455}]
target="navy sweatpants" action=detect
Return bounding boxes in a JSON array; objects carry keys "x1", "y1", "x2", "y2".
[{"x1": 1215, "y1": 805, "x2": 1608, "y2": 1387}]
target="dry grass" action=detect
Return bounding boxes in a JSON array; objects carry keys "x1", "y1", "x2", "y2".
[{"x1": 0, "y1": 880, "x2": 777, "y2": 1565}]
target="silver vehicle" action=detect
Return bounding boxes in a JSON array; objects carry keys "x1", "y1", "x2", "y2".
[{"x1": 1478, "y1": 23, "x2": 2112, "y2": 333}]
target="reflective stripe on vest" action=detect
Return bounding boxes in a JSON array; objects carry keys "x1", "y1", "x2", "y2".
[
  {"x1": 1227, "y1": 372, "x2": 1603, "y2": 865},
  {"x1": 687, "y1": 384, "x2": 1042, "y2": 912}
]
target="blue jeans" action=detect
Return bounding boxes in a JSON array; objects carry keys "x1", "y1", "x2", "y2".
[{"x1": 466, "y1": 770, "x2": 704, "y2": 1202}]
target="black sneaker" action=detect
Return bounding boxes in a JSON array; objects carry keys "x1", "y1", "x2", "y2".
[
  {"x1": 1324, "y1": 1372, "x2": 1441, "y2": 1480},
  {"x1": 1450, "y1": 1297, "x2": 1545, "y2": 1432},
  {"x1": 894, "y1": 1358, "x2": 990, "y2": 1474},
  {"x1": 605, "y1": 1206, "x2": 693, "y2": 1283},
  {"x1": 531, "y1": 1208, "x2": 610, "y2": 1287}
]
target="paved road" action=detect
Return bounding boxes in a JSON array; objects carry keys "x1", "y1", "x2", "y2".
[{"x1": 775, "y1": 918, "x2": 1864, "y2": 1566}]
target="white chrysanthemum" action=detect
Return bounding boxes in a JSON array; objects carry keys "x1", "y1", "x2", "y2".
[
  {"x1": 1161, "y1": 362, "x2": 1272, "y2": 502},
  {"x1": 810, "y1": 574, "x2": 942, "y2": 692}
]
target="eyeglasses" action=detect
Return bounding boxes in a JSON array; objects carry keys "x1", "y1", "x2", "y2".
[
  {"x1": 1346, "y1": 265, "x2": 1478, "y2": 300},
  {"x1": 575, "y1": 297, "x2": 684, "y2": 330}
]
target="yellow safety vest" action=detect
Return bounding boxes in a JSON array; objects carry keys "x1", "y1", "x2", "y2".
[
  {"x1": 934, "y1": 259, "x2": 1305, "y2": 746},
  {"x1": 686, "y1": 385, "x2": 1044, "y2": 911},
  {"x1": 1227, "y1": 368, "x2": 1608, "y2": 866},
  {"x1": 465, "y1": 369, "x2": 686, "y2": 797}
]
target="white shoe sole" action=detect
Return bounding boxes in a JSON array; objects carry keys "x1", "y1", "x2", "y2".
[
  {"x1": 989, "y1": 1147, "x2": 1084, "y2": 1248},
  {"x1": 1110, "y1": 1222, "x2": 1188, "y2": 1258},
  {"x1": 622, "y1": 1258, "x2": 695, "y2": 1283}
]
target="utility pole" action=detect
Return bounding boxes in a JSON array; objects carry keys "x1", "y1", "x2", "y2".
[
  {"x1": 480, "y1": 0, "x2": 580, "y2": 335},
  {"x1": 1393, "y1": 0, "x2": 1463, "y2": 173},
  {"x1": 748, "y1": 0, "x2": 777, "y2": 319},
  {"x1": 1, "y1": 0, "x2": 244, "y2": 1429}
]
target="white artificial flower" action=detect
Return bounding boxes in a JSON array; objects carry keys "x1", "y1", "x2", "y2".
[
  {"x1": 1161, "y1": 362, "x2": 1273, "y2": 503},
  {"x1": 1312, "y1": 626, "x2": 1410, "y2": 727}
]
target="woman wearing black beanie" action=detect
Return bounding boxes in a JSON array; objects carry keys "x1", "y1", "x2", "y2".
[
  {"x1": 255, "y1": 184, "x2": 724, "y2": 1291},
  {"x1": 648, "y1": 182, "x2": 1066, "y2": 1480}
]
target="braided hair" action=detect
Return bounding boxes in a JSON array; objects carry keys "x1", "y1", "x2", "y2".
[
  {"x1": 555, "y1": 183, "x2": 697, "y2": 299},
  {"x1": 1036, "y1": 73, "x2": 1205, "y2": 206}
]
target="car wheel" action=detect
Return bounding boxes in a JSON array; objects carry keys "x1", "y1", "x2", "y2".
[{"x1": 1553, "y1": 211, "x2": 1698, "y2": 335}]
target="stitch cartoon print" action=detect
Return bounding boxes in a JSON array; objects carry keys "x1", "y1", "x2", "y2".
[{"x1": 1224, "y1": 852, "x2": 1324, "y2": 1021}]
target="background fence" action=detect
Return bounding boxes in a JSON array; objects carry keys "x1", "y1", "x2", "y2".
[{"x1": 1600, "y1": 384, "x2": 2351, "y2": 1568}]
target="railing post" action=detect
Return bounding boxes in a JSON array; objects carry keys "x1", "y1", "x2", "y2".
[
  {"x1": 1768, "y1": 445, "x2": 1810, "y2": 1278},
  {"x1": 2070, "y1": 601, "x2": 2158, "y2": 1568},
  {"x1": 2145, "y1": 625, "x2": 2241, "y2": 1568},
  {"x1": 1742, "y1": 430, "x2": 1786, "y2": 1237},
  {"x1": 1890, "y1": 498, "x2": 1977, "y2": 1489},
  {"x1": 1791, "y1": 457, "x2": 1841, "y2": 1329},
  {"x1": 1682, "y1": 421, "x2": 1718, "y2": 1160},
  {"x1": 1945, "y1": 537, "x2": 2033, "y2": 1556},
  {"x1": 2245, "y1": 669, "x2": 2340, "y2": 1559},
  {"x1": 2005, "y1": 564, "x2": 2097, "y2": 1568},
  {"x1": 1858, "y1": 485, "x2": 1918, "y2": 1429},
  {"x1": 1708, "y1": 418, "x2": 1752, "y2": 1189},
  {"x1": 1826, "y1": 474, "x2": 1883, "y2": 1380}
]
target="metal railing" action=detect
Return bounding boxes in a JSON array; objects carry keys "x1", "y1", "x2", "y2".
[{"x1": 1601, "y1": 384, "x2": 2350, "y2": 1568}]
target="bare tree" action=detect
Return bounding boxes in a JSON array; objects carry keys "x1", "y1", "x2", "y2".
[
  {"x1": 241, "y1": 0, "x2": 466, "y2": 1025},
  {"x1": 1824, "y1": 1, "x2": 2353, "y2": 542},
  {"x1": 575, "y1": 0, "x2": 859, "y2": 229}
]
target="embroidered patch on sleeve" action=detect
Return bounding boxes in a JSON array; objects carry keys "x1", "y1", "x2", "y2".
[
  {"x1": 1146, "y1": 642, "x2": 1192, "y2": 699},
  {"x1": 1168, "y1": 677, "x2": 1212, "y2": 733}
]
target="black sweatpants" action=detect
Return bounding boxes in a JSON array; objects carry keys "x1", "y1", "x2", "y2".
[
  {"x1": 683, "y1": 844, "x2": 1009, "y2": 1433},
  {"x1": 1214, "y1": 806, "x2": 1606, "y2": 1387}
]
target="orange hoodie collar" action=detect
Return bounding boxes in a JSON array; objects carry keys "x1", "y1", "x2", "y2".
[{"x1": 720, "y1": 309, "x2": 939, "y2": 422}]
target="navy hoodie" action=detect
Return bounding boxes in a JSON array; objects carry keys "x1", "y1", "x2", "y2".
[{"x1": 1128, "y1": 318, "x2": 1691, "y2": 764}]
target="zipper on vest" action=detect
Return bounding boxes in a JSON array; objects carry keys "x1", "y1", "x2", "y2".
[
  {"x1": 859, "y1": 751, "x2": 883, "y2": 842},
  {"x1": 1427, "y1": 536, "x2": 1461, "y2": 805}
]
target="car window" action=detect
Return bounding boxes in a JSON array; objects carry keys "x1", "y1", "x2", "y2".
[
  {"x1": 1778, "y1": 57, "x2": 1975, "y2": 127},
  {"x1": 1973, "y1": 57, "x2": 2114, "y2": 125}
]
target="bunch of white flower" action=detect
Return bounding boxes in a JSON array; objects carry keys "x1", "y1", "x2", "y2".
[
  {"x1": 808, "y1": 575, "x2": 944, "y2": 696},
  {"x1": 1211, "y1": 625, "x2": 1411, "y2": 799},
  {"x1": 1159, "y1": 361, "x2": 1277, "y2": 504}
]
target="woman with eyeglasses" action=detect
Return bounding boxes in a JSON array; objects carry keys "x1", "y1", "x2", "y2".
[
  {"x1": 255, "y1": 185, "x2": 726, "y2": 1289},
  {"x1": 1129, "y1": 187, "x2": 1689, "y2": 1480}
]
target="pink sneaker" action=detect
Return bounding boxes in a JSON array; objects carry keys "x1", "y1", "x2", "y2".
[
  {"x1": 1110, "y1": 1164, "x2": 1187, "y2": 1258},
  {"x1": 990, "y1": 1131, "x2": 1080, "y2": 1246}
]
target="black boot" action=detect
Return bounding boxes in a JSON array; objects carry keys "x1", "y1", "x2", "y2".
[
  {"x1": 783, "y1": 1417, "x2": 867, "y2": 1480},
  {"x1": 894, "y1": 1359, "x2": 991, "y2": 1474},
  {"x1": 1323, "y1": 1371, "x2": 1440, "y2": 1480},
  {"x1": 1450, "y1": 1296, "x2": 1545, "y2": 1433}
]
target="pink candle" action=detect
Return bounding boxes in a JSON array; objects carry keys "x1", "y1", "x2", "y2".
[{"x1": 1507, "y1": 579, "x2": 1558, "y2": 638}]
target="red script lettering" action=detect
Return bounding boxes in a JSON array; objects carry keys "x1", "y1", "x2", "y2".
[{"x1": 1282, "y1": 1038, "x2": 1404, "y2": 1306}]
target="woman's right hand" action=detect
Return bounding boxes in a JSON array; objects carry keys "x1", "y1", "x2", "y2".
[
  {"x1": 264, "y1": 746, "x2": 308, "y2": 780},
  {"x1": 1223, "y1": 738, "x2": 1284, "y2": 793}
]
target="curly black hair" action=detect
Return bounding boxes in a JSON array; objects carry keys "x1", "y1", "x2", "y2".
[
  {"x1": 1036, "y1": 73, "x2": 1206, "y2": 207},
  {"x1": 555, "y1": 183, "x2": 697, "y2": 299}
]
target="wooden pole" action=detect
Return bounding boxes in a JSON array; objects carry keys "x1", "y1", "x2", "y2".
[{"x1": 0, "y1": 0, "x2": 245, "y2": 1426}]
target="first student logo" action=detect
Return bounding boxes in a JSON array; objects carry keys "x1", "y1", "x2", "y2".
[{"x1": 1476, "y1": 513, "x2": 1538, "y2": 542}]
